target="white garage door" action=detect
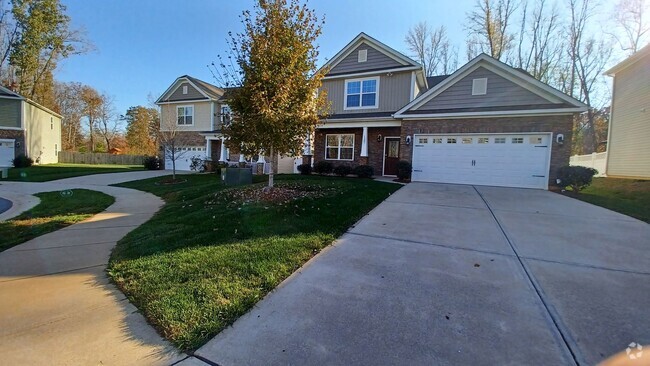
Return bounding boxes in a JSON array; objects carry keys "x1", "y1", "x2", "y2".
[
  {"x1": 412, "y1": 133, "x2": 551, "y2": 189},
  {"x1": 165, "y1": 146, "x2": 206, "y2": 171},
  {"x1": 0, "y1": 139, "x2": 15, "y2": 167}
]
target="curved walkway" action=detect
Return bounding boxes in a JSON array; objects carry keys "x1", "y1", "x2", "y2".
[
  {"x1": 0, "y1": 171, "x2": 185, "y2": 366},
  {"x1": 0, "y1": 197, "x2": 11, "y2": 214}
]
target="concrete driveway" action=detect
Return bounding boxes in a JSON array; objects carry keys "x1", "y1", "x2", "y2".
[{"x1": 193, "y1": 182, "x2": 650, "y2": 366}]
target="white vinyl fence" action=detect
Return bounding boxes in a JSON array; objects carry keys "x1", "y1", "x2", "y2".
[{"x1": 570, "y1": 152, "x2": 607, "y2": 177}]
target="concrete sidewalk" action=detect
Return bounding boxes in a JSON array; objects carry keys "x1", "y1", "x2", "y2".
[
  {"x1": 193, "y1": 182, "x2": 650, "y2": 366},
  {"x1": 0, "y1": 171, "x2": 184, "y2": 365}
]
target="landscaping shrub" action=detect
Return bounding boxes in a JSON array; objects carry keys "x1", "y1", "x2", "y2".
[
  {"x1": 333, "y1": 165, "x2": 352, "y2": 177},
  {"x1": 12, "y1": 154, "x2": 33, "y2": 168},
  {"x1": 143, "y1": 156, "x2": 162, "y2": 170},
  {"x1": 297, "y1": 163, "x2": 312, "y2": 175},
  {"x1": 313, "y1": 160, "x2": 333, "y2": 175},
  {"x1": 396, "y1": 160, "x2": 412, "y2": 181},
  {"x1": 556, "y1": 165, "x2": 598, "y2": 192},
  {"x1": 190, "y1": 156, "x2": 207, "y2": 172},
  {"x1": 353, "y1": 164, "x2": 374, "y2": 178}
]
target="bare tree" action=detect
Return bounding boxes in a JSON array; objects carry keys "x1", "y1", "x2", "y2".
[
  {"x1": 466, "y1": 0, "x2": 520, "y2": 61},
  {"x1": 515, "y1": 0, "x2": 563, "y2": 83},
  {"x1": 54, "y1": 81, "x2": 85, "y2": 151},
  {"x1": 159, "y1": 109, "x2": 192, "y2": 180},
  {"x1": 0, "y1": 0, "x2": 18, "y2": 83},
  {"x1": 96, "y1": 94, "x2": 122, "y2": 151},
  {"x1": 611, "y1": 0, "x2": 649, "y2": 54},
  {"x1": 405, "y1": 22, "x2": 458, "y2": 76},
  {"x1": 80, "y1": 86, "x2": 102, "y2": 152}
]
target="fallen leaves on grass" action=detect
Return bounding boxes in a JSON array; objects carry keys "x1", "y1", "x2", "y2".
[{"x1": 205, "y1": 182, "x2": 338, "y2": 208}]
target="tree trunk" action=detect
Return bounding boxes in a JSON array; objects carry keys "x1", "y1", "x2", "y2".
[{"x1": 268, "y1": 146, "x2": 274, "y2": 189}]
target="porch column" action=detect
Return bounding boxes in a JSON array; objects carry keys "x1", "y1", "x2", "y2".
[
  {"x1": 302, "y1": 131, "x2": 313, "y2": 166},
  {"x1": 219, "y1": 137, "x2": 228, "y2": 162},
  {"x1": 239, "y1": 148, "x2": 246, "y2": 163},
  {"x1": 205, "y1": 138, "x2": 211, "y2": 158},
  {"x1": 361, "y1": 127, "x2": 368, "y2": 157},
  {"x1": 256, "y1": 153, "x2": 265, "y2": 175}
]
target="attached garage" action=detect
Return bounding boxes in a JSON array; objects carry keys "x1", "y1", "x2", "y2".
[
  {"x1": 165, "y1": 146, "x2": 206, "y2": 171},
  {"x1": 411, "y1": 133, "x2": 552, "y2": 189},
  {"x1": 0, "y1": 139, "x2": 15, "y2": 167}
]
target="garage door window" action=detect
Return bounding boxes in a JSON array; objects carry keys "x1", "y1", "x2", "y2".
[
  {"x1": 432, "y1": 138, "x2": 442, "y2": 144},
  {"x1": 495, "y1": 138, "x2": 506, "y2": 144},
  {"x1": 447, "y1": 138, "x2": 457, "y2": 144},
  {"x1": 418, "y1": 137, "x2": 428, "y2": 144},
  {"x1": 512, "y1": 137, "x2": 524, "y2": 144},
  {"x1": 462, "y1": 137, "x2": 472, "y2": 144},
  {"x1": 325, "y1": 134, "x2": 354, "y2": 160}
]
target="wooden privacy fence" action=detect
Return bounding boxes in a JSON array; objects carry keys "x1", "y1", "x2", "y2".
[{"x1": 58, "y1": 151, "x2": 147, "y2": 165}]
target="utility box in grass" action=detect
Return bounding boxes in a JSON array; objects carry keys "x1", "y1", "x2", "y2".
[{"x1": 221, "y1": 167, "x2": 252, "y2": 186}]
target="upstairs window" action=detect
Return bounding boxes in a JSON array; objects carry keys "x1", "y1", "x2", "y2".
[
  {"x1": 220, "y1": 104, "x2": 232, "y2": 125},
  {"x1": 177, "y1": 105, "x2": 194, "y2": 125},
  {"x1": 345, "y1": 77, "x2": 378, "y2": 109}
]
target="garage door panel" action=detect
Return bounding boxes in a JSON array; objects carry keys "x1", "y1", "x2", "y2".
[
  {"x1": 412, "y1": 133, "x2": 550, "y2": 189},
  {"x1": 0, "y1": 140, "x2": 15, "y2": 167}
]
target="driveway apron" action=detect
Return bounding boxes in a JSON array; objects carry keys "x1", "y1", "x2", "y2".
[
  {"x1": 194, "y1": 182, "x2": 650, "y2": 366},
  {"x1": 0, "y1": 171, "x2": 184, "y2": 365}
]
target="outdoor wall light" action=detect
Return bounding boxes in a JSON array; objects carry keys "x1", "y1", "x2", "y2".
[
  {"x1": 377, "y1": 134, "x2": 383, "y2": 142},
  {"x1": 556, "y1": 134, "x2": 564, "y2": 145},
  {"x1": 15, "y1": 141, "x2": 20, "y2": 148},
  {"x1": 405, "y1": 135, "x2": 412, "y2": 145}
]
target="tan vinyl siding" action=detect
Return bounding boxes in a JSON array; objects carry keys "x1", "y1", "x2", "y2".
[
  {"x1": 329, "y1": 43, "x2": 403, "y2": 75},
  {"x1": 161, "y1": 101, "x2": 213, "y2": 132},
  {"x1": 23, "y1": 101, "x2": 61, "y2": 164},
  {"x1": 0, "y1": 98, "x2": 21, "y2": 128},
  {"x1": 166, "y1": 82, "x2": 208, "y2": 102},
  {"x1": 607, "y1": 55, "x2": 650, "y2": 178},
  {"x1": 321, "y1": 71, "x2": 412, "y2": 115},
  {"x1": 415, "y1": 67, "x2": 550, "y2": 111}
]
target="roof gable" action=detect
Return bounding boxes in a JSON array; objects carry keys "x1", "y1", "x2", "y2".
[
  {"x1": 322, "y1": 33, "x2": 420, "y2": 76},
  {"x1": 156, "y1": 76, "x2": 223, "y2": 104},
  {"x1": 396, "y1": 54, "x2": 587, "y2": 117},
  {"x1": 605, "y1": 43, "x2": 650, "y2": 76}
]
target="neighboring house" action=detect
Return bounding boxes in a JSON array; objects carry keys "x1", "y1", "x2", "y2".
[
  {"x1": 314, "y1": 33, "x2": 587, "y2": 189},
  {"x1": 156, "y1": 75, "x2": 298, "y2": 172},
  {"x1": 604, "y1": 44, "x2": 650, "y2": 179},
  {"x1": 0, "y1": 85, "x2": 62, "y2": 167}
]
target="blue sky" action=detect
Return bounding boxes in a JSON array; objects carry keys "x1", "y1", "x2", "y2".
[{"x1": 57, "y1": 0, "x2": 471, "y2": 115}]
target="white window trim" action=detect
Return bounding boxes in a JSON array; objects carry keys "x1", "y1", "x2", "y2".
[
  {"x1": 177, "y1": 105, "x2": 194, "y2": 126},
  {"x1": 344, "y1": 76, "x2": 380, "y2": 110},
  {"x1": 325, "y1": 133, "x2": 355, "y2": 161},
  {"x1": 472, "y1": 78, "x2": 488, "y2": 95}
]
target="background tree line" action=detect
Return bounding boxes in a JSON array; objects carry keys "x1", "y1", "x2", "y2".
[
  {"x1": 0, "y1": 0, "x2": 160, "y2": 156},
  {"x1": 405, "y1": 0, "x2": 649, "y2": 155}
]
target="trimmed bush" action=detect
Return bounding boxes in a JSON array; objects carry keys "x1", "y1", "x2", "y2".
[
  {"x1": 143, "y1": 156, "x2": 162, "y2": 170},
  {"x1": 12, "y1": 154, "x2": 33, "y2": 168},
  {"x1": 297, "y1": 163, "x2": 312, "y2": 175},
  {"x1": 333, "y1": 165, "x2": 352, "y2": 177},
  {"x1": 396, "y1": 160, "x2": 412, "y2": 181},
  {"x1": 353, "y1": 164, "x2": 374, "y2": 178},
  {"x1": 556, "y1": 165, "x2": 598, "y2": 192},
  {"x1": 313, "y1": 160, "x2": 333, "y2": 175}
]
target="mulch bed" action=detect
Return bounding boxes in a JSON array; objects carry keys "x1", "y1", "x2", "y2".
[{"x1": 206, "y1": 182, "x2": 338, "y2": 207}]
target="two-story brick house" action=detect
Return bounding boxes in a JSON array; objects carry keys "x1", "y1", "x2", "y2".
[{"x1": 314, "y1": 33, "x2": 587, "y2": 189}]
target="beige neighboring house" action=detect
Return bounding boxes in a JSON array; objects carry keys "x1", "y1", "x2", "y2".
[
  {"x1": 604, "y1": 44, "x2": 650, "y2": 179},
  {"x1": 156, "y1": 75, "x2": 299, "y2": 172},
  {"x1": 0, "y1": 85, "x2": 62, "y2": 167}
]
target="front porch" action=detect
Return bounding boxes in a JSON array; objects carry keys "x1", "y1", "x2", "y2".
[{"x1": 313, "y1": 126, "x2": 402, "y2": 177}]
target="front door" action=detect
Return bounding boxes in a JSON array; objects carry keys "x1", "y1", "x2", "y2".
[{"x1": 383, "y1": 138, "x2": 400, "y2": 175}]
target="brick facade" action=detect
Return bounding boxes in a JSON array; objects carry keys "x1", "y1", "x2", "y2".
[
  {"x1": 313, "y1": 127, "x2": 401, "y2": 176},
  {"x1": 399, "y1": 115, "x2": 574, "y2": 186},
  {"x1": 0, "y1": 129, "x2": 26, "y2": 158}
]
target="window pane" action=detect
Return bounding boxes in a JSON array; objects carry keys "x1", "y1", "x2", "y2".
[
  {"x1": 340, "y1": 148, "x2": 353, "y2": 160},
  {"x1": 326, "y1": 147, "x2": 338, "y2": 159},
  {"x1": 186, "y1": 106, "x2": 193, "y2": 115},
  {"x1": 186, "y1": 116, "x2": 193, "y2": 124},
  {"x1": 340, "y1": 134, "x2": 354, "y2": 147},
  {"x1": 512, "y1": 137, "x2": 524, "y2": 144},
  {"x1": 447, "y1": 138, "x2": 457, "y2": 144},
  {"x1": 347, "y1": 81, "x2": 360, "y2": 94},
  {"x1": 362, "y1": 79, "x2": 376, "y2": 93},
  {"x1": 495, "y1": 138, "x2": 506, "y2": 144},
  {"x1": 418, "y1": 138, "x2": 428, "y2": 144},
  {"x1": 388, "y1": 140, "x2": 399, "y2": 157},
  {"x1": 432, "y1": 138, "x2": 442, "y2": 144},
  {"x1": 326, "y1": 135, "x2": 338, "y2": 147},
  {"x1": 462, "y1": 137, "x2": 472, "y2": 144},
  {"x1": 361, "y1": 93, "x2": 376, "y2": 106},
  {"x1": 177, "y1": 107, "x2": 184, "y2": 116},
  {"x1": 478, "y1": 137, "x2": 489, "y2": 144},
  {"x1": 346, "y1": 94, "x2": 360, "y2": 107},
  {"x1": 177, "y1": 116, "x2": 184, "y2": 125}
]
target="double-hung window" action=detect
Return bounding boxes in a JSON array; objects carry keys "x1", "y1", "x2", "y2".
[
  {"x1": 177, "y1": 105, "x2": 193, "y2": 125},
  {"x1": 325, "y1": 134, "x2": 354, "y2": 160},
  {"x1": 345, "y1": 77, "x2": 378, "y2": 109}
]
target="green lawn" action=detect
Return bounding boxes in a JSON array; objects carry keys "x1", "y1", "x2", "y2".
[
  {"x1": 2, "y1": 163, "x2": 144, "y2": 182},
  {"x1": 109, "y1": 174, "x2": 400, "y2": 351},
  {"x1": 0, "y1": 189, "x2": 115, "y2": 252},
  {"x1": 570, "y1": 178, "x2": 650, "y2": 223}
]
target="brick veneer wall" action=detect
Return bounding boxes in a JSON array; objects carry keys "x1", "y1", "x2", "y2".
[
  {"x1": 399, "y1": 115, "x2": 574, "y2": 186},
  {"x1": 0, "y1": 129, "x2": 26, "y2": 158},
  {"x1": 313, "y1": 127, "x2": 401, "y2": 176}
]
